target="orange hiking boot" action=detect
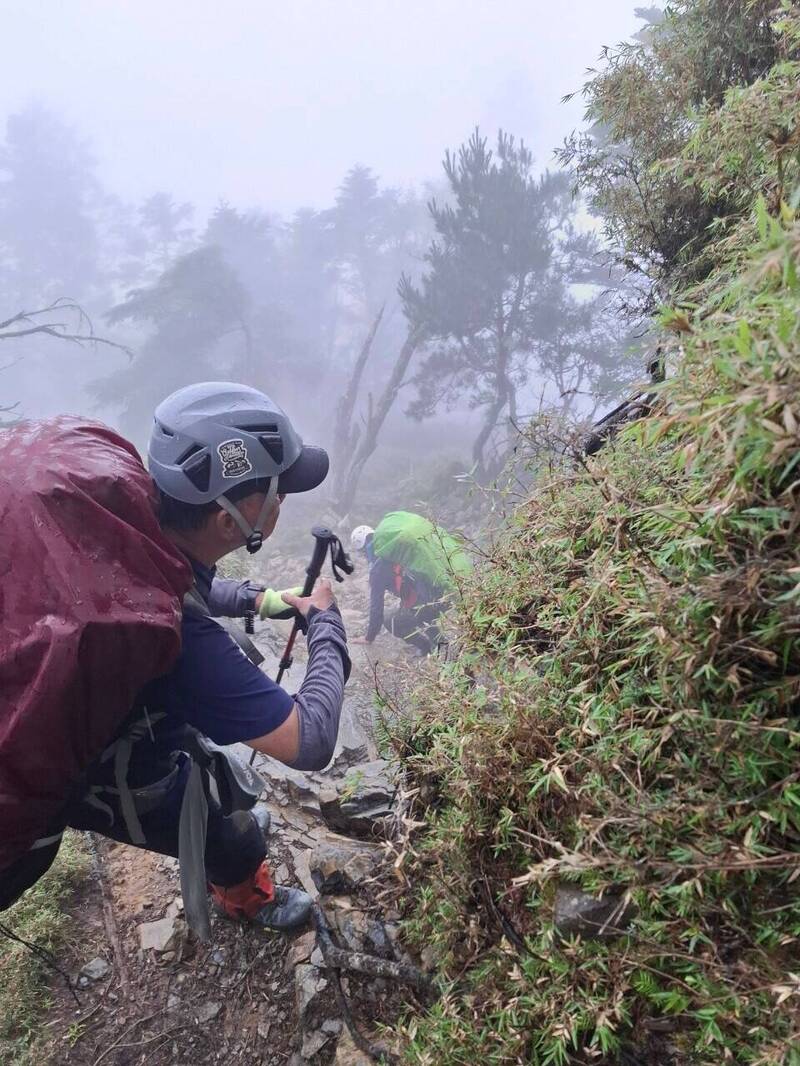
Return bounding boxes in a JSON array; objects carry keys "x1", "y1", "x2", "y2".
[{"x1": 210, "y1": 861, "x2": 312, "y2": 931}]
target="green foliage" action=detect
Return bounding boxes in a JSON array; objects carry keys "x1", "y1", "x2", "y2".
[
  {"x1": 559, "y1": 0, "x2": 793, "y2": 304},
  {"x1": 0, "y1": 833, "x2": 91, "y2": 1062},
  {"x1": 394, "y1": 203, "x2": 800, "y2": 1062},
  {"x1": 676, "y1": 51, "x2": 800, "y2": 217}
]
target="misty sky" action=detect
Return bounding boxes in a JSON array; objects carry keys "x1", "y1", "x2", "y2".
[{"x1": 1, "y1": 0, "x2": 641, "y2": 214}]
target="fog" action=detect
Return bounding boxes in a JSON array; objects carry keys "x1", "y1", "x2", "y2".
[
  {"x1": 0, "y1": 0, "x2": 645, "y2": 520},
  {"x1": 1, "y1": 1, "x2": 640, "y2": 213}
]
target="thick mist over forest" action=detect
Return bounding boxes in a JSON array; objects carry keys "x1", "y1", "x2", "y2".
[{"x1": 1, "y1": 0, "x2": 644, "y2": 521}]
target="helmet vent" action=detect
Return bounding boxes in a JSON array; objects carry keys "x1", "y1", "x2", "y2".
[
  {"x1": 183, "y1": 453, "x2": 211, "y2": 493},
  {"x1": 240, "y1": 423, "x2": 278, "y2": 433},
  {"x1": 259, "y1": 434, "x2": 283, "y2": 464},
  {"x1": 177, "y1": 443, "x2": 203, "y2": 465}
]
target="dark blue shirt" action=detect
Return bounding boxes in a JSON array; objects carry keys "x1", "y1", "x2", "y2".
[{"x1": 138, "y1": 558, "x2": 293, "y2": 752}]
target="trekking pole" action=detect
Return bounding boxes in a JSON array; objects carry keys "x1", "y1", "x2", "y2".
[{"x1": 249, "y1": 526, "x2": 353, "y2": 765}]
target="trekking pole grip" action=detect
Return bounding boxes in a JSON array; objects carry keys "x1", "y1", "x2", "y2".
[
  {"x1": 302, "y1": 527, "x2": 336, "y2": 596},
  {"x1": 274, "y1": 528, "x2": 336, "y2": 683}
]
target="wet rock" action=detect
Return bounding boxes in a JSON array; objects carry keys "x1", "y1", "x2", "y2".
[
  {"x1": 324, "y1": 900, "x2": 389, "y2": 955},
  {"x1": 292, "y1": 849, "x2": 321, "y2": 900},
  {"x1": 333, "y1": 1030, "x2": 373, "y2": 1065},
  {"x1": 324, "y1": 758, "x2": 396, "y2": 831},
  {"x1": 319, "y1": 784, "x2": 394, "y2": 839},
  {"x1": 256, "y1": 757, "x2": 318, "y2": 807},
  {"x1": 295, "y1": 963, "x2": 328, "y2": 1015},
  {"x1": 80, "y1": 957, "x2": 111, "y2": 981},
  {"x1": 302, "y1": 1028, "x2": 334, "y2": 1058},
  {"x1": 280, "y1": 805, "x2": 317, "y2": 832},
  {"x1": 196, "y1": 1001, "x2": 222, "y2": 1024},
  {"x1": 554, "y1": 885, "x2": 637, "y2": 939},
  {"x1": 285, "y1": 772, "x2": 323, "y2": 811},
  {"x1": 341, "y1": 912, "x2": 386, "y2": 955},
  {"x1": 286, "y1": 929, "x2": 317, "y2": 971},
  {"x1": 309, "y1": 841, "x2": 381, "y2": 894},
  {"x1": 138, "y1": 909, "x2": 184, "y2": 953},
  {"x1": 330, "y1": 713, "x2": 373, "y2": 771}
]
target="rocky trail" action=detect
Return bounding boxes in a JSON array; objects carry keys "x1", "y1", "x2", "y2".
[{"x1": 31, "y1": 555, "x2": 425, "y2": 1066}]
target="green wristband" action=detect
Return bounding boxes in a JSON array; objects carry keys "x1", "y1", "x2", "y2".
[{"x1": 259, "y1": 586, "x2": 303, "y2": 619}]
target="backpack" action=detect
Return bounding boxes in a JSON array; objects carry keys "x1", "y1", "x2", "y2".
[
  {"x1": 372, "y1": 511, "x2": 471, "y2": 594},
  {"x1": 0, "y1": 418, "x2": 192, "y2": 874},
  {"x1": 391, "y1": 563, "x2": 419, "y2": 608}
]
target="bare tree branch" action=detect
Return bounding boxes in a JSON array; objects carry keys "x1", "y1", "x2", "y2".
[
  {"x1": 1, "y1": 300, "x2": 131, "y2": 424},
  {"x1": 0, "y1": 323, "x2": 130, "y2": 354},
  {"x1": 0, "y1": 300, "x2": 131, "y2": 357}
]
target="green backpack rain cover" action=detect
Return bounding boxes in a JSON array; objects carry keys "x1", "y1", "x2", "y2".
[{"x1": 372, "y1": 511, "x2": 471, "y2": 592}]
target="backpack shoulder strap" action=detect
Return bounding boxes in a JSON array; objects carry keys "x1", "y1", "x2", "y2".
[
  {"x1": 182, "y1": 583, "x2": 264, "y2": 667},
  {"x1": 183, "y1": 584, "x2": 211, "y2": 618}
]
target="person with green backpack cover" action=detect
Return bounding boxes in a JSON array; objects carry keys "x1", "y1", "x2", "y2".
[{"x1": 350, "y1": 511, "x2": 471, "y2": 655}]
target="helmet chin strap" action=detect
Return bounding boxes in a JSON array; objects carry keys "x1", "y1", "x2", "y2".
[{"x1": 216, "y1": 478, "x2": 278, "y2": 554}]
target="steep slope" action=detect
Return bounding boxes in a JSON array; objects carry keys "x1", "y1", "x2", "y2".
[
  {"x1": 392, "y1": 8, "x2": 800, "y2": 1062},
  {"x1": 394, "y1": 203, "x2": 800, "y2": 1066}
]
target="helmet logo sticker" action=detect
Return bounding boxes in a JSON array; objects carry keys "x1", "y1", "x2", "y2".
[{"x1": 218, "y1": 438, "x2": 253, "y2": 479}]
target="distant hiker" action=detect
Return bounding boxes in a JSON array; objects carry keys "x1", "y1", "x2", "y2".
[
  {"x1": 0, "y1": 382, "x2": 350, "y2": 938},
  {"x1": 350, "y1": 511, "x2": 470, "y2": 655}
]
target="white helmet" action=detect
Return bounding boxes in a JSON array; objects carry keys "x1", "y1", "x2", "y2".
[{"x1": 350, "y1": 525, "x2": 374, "y2": 552}]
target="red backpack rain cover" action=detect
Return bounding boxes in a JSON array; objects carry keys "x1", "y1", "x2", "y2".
[{"x1": 0, "y1": 418, "x2": 192, "y2": 872}]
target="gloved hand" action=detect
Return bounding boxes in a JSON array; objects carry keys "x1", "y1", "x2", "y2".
[{"x1": 258, "y1": 586, "x2": 303, "y2": 620}]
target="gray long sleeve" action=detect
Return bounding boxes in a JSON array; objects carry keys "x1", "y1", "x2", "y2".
[
  {"x1": 207, "y1": 576, "x2": 263, "y2": 617},
  {"x1": 288, "y1": 606, "x2": 351, "y2": 771}
]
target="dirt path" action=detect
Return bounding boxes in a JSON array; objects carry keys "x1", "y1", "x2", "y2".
[{"x1": 29, "y1": 556, "x2": 419, "y2": 1066}]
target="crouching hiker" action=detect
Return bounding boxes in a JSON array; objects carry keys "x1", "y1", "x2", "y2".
[
  {"x1": 0, "y1": 382, "x2": 350, "y2": 940},
  {"x1": 350, "y1": 511, "x2": 471, "y2": 655}
]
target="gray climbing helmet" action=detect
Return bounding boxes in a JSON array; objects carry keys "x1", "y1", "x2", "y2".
[{"x1": 149, "y1": 381, "x2": 329, "y2": 553}]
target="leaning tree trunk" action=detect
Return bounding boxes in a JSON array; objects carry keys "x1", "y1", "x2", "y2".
[
  {"x1": 483, "y1": 380, "x2": 520, "y2": 482},
  {"x1": 330, "y1": 306, "x2": 384, "y2": 506},
  {"x1": 471, "y1": 341, "x2": 512, "y2": 478},
  {"x1": 471, "y1": 389, "x2": 508, "y2": 476},
  {"x1": 334, "y1": 330, "x2": 419, "y2": 517}
]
